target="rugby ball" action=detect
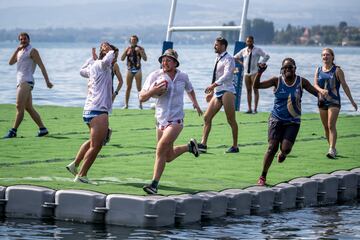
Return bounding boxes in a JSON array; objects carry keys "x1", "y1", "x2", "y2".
[{"x1": 151, "y1": 79, "x2": 168, "y2": 98}]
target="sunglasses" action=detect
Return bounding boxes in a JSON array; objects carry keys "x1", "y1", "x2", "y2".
[{"x1": 281, "y1": 65, "x2": 295, "y2": 70}]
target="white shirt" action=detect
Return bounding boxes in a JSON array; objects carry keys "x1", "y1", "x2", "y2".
[
  {"x1": 214, "y1": 51, "x2": 236, "y2": 93},
  {"x1": 80, "y1": 50, "x2": 115, "y2": 113},
  {"x1": 16, "y1": 44, "x2": 36, "y2": 85},
  {"x1": 234, "y1": 46, "x2": 270, "y2": 75},
  {"x1": 142, "y1": 69, "x2": 193, "y2": 126}
]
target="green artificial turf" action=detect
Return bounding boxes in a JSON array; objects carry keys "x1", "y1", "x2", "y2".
[{"x1": 0, "y1": 104, "x2": 359, "y2": 195}]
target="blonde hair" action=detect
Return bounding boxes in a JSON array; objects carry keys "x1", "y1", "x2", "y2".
[{"x1": 322, "y1": 48, "x2": 335, "y2": 65}]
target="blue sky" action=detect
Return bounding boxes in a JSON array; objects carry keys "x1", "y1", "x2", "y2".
[{"x1": 0, "y1": 0, "x2": 359, "y2": 29}]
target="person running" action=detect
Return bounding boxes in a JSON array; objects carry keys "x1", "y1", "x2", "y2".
[
  {"x1": 121, "y1": 35, "x2": 147, "y2": 109},
  {"x1": 92, "y1": 47, "x2": 123, "y2": 103},
  {"x1": 139, "y1": 48, "x2": 202, "y2": 194},
  {"x1": 199, "y1": 37, "x2": 239, "y2": 154},
  {"x1": 234, "y1": 35, "x2": 270, "y2": 114},
  {"x1": 313, "y1": 48, "x2": 358, "y2": 159},
  {"x1": 4, "y1": 32, "x2": 53, "y2": 139},
  {"x1": 254, "y1": 58, "x2": 319, "y2": 186},
  {"x1": 66, "y1": 42, "x2": 118, "y2": 184}
]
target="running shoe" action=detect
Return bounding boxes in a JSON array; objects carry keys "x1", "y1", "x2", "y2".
[
  {"x1": 66, "y1": 162, "x2": 78, "y2": 176},
  {"x1": 277, "y1": 151, "x2": 286, "y2": 163},
  {"x1": 326, "y1": 148, "x2": 337, "y2": 159},
  {"x1": 3, "y1": 129, "x2": 17, "y2": 138},
  {"x1": 143, "y1": 184, "x2": 158, "y2": 194},
  {"x1": 225, "y1": 146, "x2": 239, "y2": 153},
  {"x1": 198, "y1": 143, "x2": 207, "y2": 153},
  {"x1": 74, "y1": 175, "x2": 97, "y2": 185},
  {"x1": 257, "y1": 176, "x2": 266, "y2": 186},
  {"x1": 188, "y1": 138, "x2": 199, "y2": 157},
  {"x1": 103, "y1": 128, "x2": 112, "y2": 146},
  {"x1": 37, "y1": 128, "x2": 49, "y2": 137}
]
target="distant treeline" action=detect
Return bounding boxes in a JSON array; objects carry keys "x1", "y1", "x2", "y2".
[
  {"x1": 1, "y1": 20, "x2": 359, "y2": 46},
  {"x1": 223, "y1": 19, "x2": 360, "y2": 46}
]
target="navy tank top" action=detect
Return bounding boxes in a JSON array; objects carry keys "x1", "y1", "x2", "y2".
[
  {"x1": 271, "y1": 75, "x2": 303, "y2": 123},
  {"x1": 317, "y1": 65, "x2": 341, "y2": 106}
]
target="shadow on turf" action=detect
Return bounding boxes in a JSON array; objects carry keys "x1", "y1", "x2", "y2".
[{"x1": 100, "y1": 181, "x2": 203, "y2": 194}]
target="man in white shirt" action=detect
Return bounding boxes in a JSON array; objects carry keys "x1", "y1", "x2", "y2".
[
  {"x1": 139, "y1": 48, "x2": 202, "y2": 194},
  {"x1": 199, "y1": 37, "x2": 239, "y2": 154},
  {"x1": 4, "y1": 32, "x2": 53, "y2": 139},
  {"x1": 234, "y1": 36, "x2": 270, "y2": 114}
]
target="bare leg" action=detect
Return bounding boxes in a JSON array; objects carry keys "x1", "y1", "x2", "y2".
[
  {"x1": 25, "y1": 91, "x2": 46, "y2": 128},
  {"x1": 124, "y1": 71, "x2": 134, "y2": 108},
  {"x1": 134, "y1": 70, "x2": 143, "y2": 108},
  {"x1": 13, "y1": 82, "x2": 31, "y2": 129},
  {"x1": 254, "y1": 88, "x2": 259, "y2": 113},
  {"x1": 250, "y1": 74, "x2": 259, "y2": 112},
  {"x1": 244, "y1": 75, "x2": 252, "y2": 112},
  {"x1": 278, "y1": 139, "x2": 294, "y2": 162},
  {"x1": 327, "y1": 107, "x2": 340, "y2": 149},
  {"x1": 78, "y1": 114, "x2": 108, "y2": 177},
  {"x1": 319, "y1": 108, "x2": 330, "y2": 144},
  {"x1": 152, "y1": 124, "x2": 184, "y2": 181},
  {"x1": 222, "y1": 92, "x2": 238, "y2": 147},
  {"x1": 261, "y1": 139, "x2": 280, "y2": 175},
  {"x1": 74, "y1": 140, "x2": 91, "y2": 166},
  {"x1": 201, "y1": 96, "x2": 222, "y2": 145}
]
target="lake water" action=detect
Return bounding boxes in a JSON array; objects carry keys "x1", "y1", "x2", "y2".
[
  {"x1": 0, "y1": 43, "x2": 359, "y2": 238},
  {"x1": 0, "y1": 43, "x2": 359, "y2": 114},
  {"x1": 0, "y1": 202, "x2": 359, "y2": 239}
]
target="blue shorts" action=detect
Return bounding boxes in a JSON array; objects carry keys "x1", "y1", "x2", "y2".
[
  {"x1": 215, "y1": 90, "x2": 234, "y2": 102},
  {"x1": 129, "y1": 67, "x2": 140, "y2": 75},
  {"x1": 83, "y1": 110, "x2": 108, "y2": 125}
]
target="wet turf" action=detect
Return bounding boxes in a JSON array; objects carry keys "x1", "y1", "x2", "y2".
[{"x1": 0, "y1": 104, "x2": 359, "y2": 195}]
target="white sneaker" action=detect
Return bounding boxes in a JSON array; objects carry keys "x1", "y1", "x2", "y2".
[
  {"x1": 74, "y1": 175, "x2": 97, "y2": 185},
  {"x1": 66, "y1": 162, "x2": 78, "y2": 176},
  {"x1": 326, "y1": 148, "x2": 337, "y2": 159}
]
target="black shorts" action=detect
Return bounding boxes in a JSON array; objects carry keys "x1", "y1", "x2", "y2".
[
  {"x1": 318, "y1": 100, "x2": 341, "y2": 110},
  {"x1": 268, "y1": 116, "x2": 300, "y2": 143}
]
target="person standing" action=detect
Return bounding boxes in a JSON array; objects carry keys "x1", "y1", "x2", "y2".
[
  {"x1": 66, "y1": 42, "x2": 117, "y2": 184},
  {"x1": 121, "y1": 35, "x2": 147, "y2": 109},
  {"x1": 199, "y1": 37, "x2": 239, "y2": 154},
  {"x1": 254, "y1": 58, "x2": 319, "y2": 186},
  {"x1": 313, "y1": 48, "x2": 358, "y2": 158},
  {"x1": 234, "y1": 35, "x2": 270, "y2": 114},
  {"x1": 139, "y1": 49, "x2": 202, "y2": 194},
  {"x1": 4, "y1": 32, "x2": 53, "y2": 139}
]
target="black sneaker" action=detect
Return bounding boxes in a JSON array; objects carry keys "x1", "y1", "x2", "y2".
[
  {"x1": 143, "y1": 184, "x2": 158, "y2": 194},
  {"x1": 198, "y1": 143, "x2": 207, "y2": 153},
  {"x1": 188, "y1": 138, "x2": 199, "y2": 157},
  {"x1": 225, "y1": 146, "x2": 239, "y2": 153},
  {"x1": 3, "y1": 129, "x2": 17, "y2": 139},
  {"x1": 37, "y1": 128, "x2": 49, "y2": 137}
]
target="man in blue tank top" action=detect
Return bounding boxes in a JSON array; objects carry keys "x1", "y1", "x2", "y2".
[{"x1": 253, "y1": 58, "x2": 319, "y2": 186}]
